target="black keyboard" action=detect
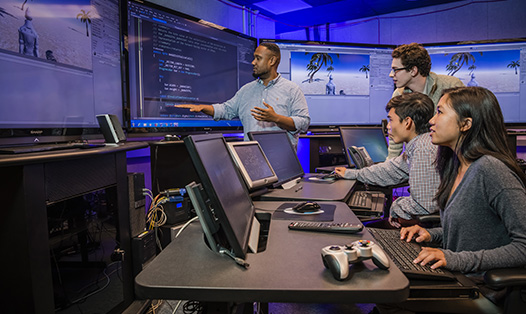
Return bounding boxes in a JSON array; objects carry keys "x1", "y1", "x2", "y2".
[
  {"x1": 368, "y1": 228, "x2": 456, "y2": 281},
  {"x1": 348, "y1": 191, "x2": 385, "y2": 212},
  {"x1": 288, "y1": 221, "x2": 363, "y2": 234}
]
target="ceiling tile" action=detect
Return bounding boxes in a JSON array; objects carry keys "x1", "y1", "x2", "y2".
[{"x1": 253, "y1": 0, "x2": 312, "y2": 15}]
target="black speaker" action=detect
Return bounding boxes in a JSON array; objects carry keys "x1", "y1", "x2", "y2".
[{"x1": 96, "y1": 114, "x2": 126, "y2": 144}]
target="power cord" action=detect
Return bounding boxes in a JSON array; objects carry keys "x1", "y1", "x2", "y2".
[
  {"x1": 174, "y1": 216, "x2": 199, "y2": 239},
  {"x1": 219, "y1": 248, "x2": 250, "y2": 268}
]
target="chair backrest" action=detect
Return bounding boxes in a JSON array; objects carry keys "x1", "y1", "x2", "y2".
[{"x1": 485, "y1": 267, "x2": 526, "y2": 314}]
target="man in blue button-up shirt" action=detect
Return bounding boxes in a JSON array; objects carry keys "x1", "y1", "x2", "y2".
[{"x1": 176, "y1": 43, "x2": 310, "y2": 148}]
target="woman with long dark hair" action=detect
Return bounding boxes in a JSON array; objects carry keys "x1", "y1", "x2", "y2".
[{"x1": 379, "y1": 87, "x2": 526, "y2": 313}]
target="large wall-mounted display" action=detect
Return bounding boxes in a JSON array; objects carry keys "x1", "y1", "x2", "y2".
[
  {"x1": 263, "y1": 39, "x2": 396, "y2": 127},
  {"x1": 0, "y1": 0, "x2": 124, "y2": 147},
  {"x1": 265, "y1": 39, "x2": 526, "y2": 127},
  {"x1": 124, "y1": 0, "x2": 257, "y2": 132},
  {"x1": 424, "y1": 41, "x2": 526, "y2": 124}
]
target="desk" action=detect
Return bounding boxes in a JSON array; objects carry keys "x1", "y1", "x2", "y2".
[
  {"x1": 135, "y1": 201, "x2": 409, "y2": 305},
  {"x1": 258, "y1": 175, "x2": 356, "y2": 202},
  {"x1": 0, "y1": 142, "x2": 147, "y2": 314}
]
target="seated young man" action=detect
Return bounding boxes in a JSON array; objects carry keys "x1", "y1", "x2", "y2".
[{"x1": 335, "y1": 92, "x2": 439, "y2": 228}]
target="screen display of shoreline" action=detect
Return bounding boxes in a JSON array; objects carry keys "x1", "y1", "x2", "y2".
[
  {"x1": 0, "y1": 0, "x2": 123, "y2": 145},
  {"x1": 125, "y1": 0, "x2": 257, "y2": 130},
  {"x1": 425, "y1": 41, "x2": 526, "y2": 123},
  {"x1": 266, "y1": 39, "x2": 526, "y2": 126}
]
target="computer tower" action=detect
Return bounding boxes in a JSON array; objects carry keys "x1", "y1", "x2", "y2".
[
  {"x1": 132, "y1": 230, "x2": 156, "y2": 277},
  {"x1": 150, "y1": 141, "x2": 198, "y2": 226},
  {"x1": 150, "y1": 140, "x2": 200, "y2": 195},
  {"x1": 128, "y1": 172, "x2": 146, "y2": 237}
]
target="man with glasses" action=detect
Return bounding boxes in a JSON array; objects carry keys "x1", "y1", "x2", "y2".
[{"x1": 387, "y1": 43, "x2": 463, "y2": 159}]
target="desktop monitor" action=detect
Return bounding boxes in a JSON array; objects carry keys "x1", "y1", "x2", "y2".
[
  {"x1": 227, "y1": 141, "x2": 278, "y2": 191},
  {"x1": 184, "y1": 133, "x2": 255, "y2": 259},
  {"x1": 339, "y1": 126, "x2": 388, "y2": 164},
  {"x1": 248, "y1": 130, "x2": 304, "y2": 188}
]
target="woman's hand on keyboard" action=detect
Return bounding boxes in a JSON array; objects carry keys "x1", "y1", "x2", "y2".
[
  {"x1": 400, "y1": 225, "x2": 431, "y2": 243},
  {"x1": 414, "y1": 247, "x2": 446, "y2": 269}
]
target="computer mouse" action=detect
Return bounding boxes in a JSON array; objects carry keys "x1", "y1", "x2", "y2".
[
  {"x1": 292, "y1": 201, "x2": 321, "y2": 213},
  {"x1": 163, "y1": 134, "x2": 180, "y2": 141},
  {"x1": 325, "y1": 173, "x2": 339, "y2": 180}
]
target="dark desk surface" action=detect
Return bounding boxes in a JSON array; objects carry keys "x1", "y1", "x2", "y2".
[
  {"x1": 259, "y1": 175, "x2": 356, "y2": 202},
  {"x1": 135, "y1": 201, "x2": 409, "y2": 304},
  {"x1": 0, "y1": 141, "x2": 148, "y2": 166}
]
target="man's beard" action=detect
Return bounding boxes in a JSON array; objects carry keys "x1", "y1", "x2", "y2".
[{"x1": 252, "y1": 69, "x2": 269, "y2": 79}]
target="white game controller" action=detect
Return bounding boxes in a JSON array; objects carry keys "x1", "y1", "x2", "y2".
[{"x1": 321, "y1": 240, "x2": 390, "y2": 280}]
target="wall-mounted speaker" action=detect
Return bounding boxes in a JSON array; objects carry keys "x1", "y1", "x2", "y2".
[{"x1": 96, "y1": 114, "x2": 126, "y2": 144}]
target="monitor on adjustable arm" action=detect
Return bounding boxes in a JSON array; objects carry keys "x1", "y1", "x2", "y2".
[
  {"x1": 184, "y1": 133, "x2": 255, "y2": 259},
  {"x1": 0, "y1": 0, "x2": 124, "y2": 148},
  {"x1": 248, "y1": 130, "x2": 304, "y2": 188},
  {"x1": 227, "y1": 141, "x2": 278, "y2": 191}
]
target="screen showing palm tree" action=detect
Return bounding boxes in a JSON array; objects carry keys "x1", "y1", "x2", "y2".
[
  {"x1": 429, "y1": 49, "x2": 520, "y2": 93},
  {"x1": 290, "y1": 52, "x2": 370, "y2": 96},
  {"x1": 425, "y1": 41, "x2": 525, "y2": 123},
  {"x1": 0, "y1": 0, "x2": 124, "y2": 134}
]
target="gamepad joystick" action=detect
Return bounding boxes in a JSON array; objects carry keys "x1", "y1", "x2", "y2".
[{"x1": 321, "y1": 240, "x2": 390, "y2": 280}]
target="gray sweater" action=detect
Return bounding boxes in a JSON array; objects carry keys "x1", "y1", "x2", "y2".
[{"x1": 427, "y1": 155, "x2": 526, "y2": 273}]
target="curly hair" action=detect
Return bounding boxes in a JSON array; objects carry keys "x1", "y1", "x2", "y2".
[{"x1": 392, "y1": 43, "x2": 431, "y2": 77}]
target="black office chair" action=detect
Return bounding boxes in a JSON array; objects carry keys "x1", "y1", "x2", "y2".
[
  {"x1": 416, "y1": 213, "x2": 441, "y2": 228},
  {"x1": 484, "y1": 267, "x2": 526, "y2": 314}
]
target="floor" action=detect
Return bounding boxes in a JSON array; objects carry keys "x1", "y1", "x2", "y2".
[{"x1": 151, "y1": 300, "x2": 376, "y2": 314}]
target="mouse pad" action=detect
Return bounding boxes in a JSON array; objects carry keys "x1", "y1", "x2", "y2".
[{"x1": 272, "y1": 203, "x2": 336, "y2": 221}]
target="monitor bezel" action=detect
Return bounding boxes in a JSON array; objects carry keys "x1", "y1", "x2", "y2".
[
  {"x1": 339, "y1": 126, "x2": 388, "y2": 165},
  {"x1": 184, "y1": 133, "x2": 255, "y2": 259},
  {"x1": 227, "y1": 141, "x2": 278, "y2": 191},
  {"x1": 0, "y1": 0, "x2": 125, "y2": 148},
  {"x1": 247, "y1": 130, "x2": 305, "y2": 188},
  {"x1": 122, "y1": 0, "x2": 257, "y2": 134}
]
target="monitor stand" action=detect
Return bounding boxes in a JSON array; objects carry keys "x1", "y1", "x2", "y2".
[
  {"x1": 186, "y1": 182, "x2": 271, "y2": 265},
  {"x1": 280, "y1": 177, "x2": 301, "y2": 190},
  {"x1": 248, "y1": 217, "x2": 260, "y2": 253},
  {"x1": 186, "y1": 182, "x2": 219, "y2": 253}
]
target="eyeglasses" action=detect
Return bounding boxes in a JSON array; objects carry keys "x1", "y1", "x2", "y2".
[{"x1": 390, "y1": 67, "x2": 409, "y2": 74}]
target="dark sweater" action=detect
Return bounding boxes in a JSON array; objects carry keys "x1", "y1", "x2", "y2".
[{"x1": 428, "y1": 155, "x2": 526, "y2": 272}]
